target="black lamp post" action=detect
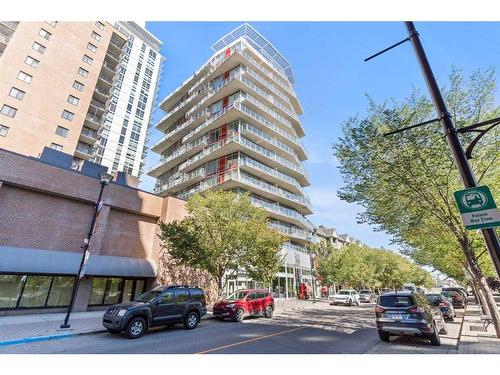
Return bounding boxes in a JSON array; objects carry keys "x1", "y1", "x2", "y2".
[{"x1": 60, "y1": 172, "x2": 113, "y2": 329}]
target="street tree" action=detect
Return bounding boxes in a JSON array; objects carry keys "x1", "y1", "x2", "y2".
[
  {"x1": 158, "y1": 190, "x2": 285, "y2": 296},
  {"x1": 333, "y1": 67, "x2": 500, "y2": 336}
]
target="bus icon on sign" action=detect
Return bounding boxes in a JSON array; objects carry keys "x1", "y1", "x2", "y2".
[{"x1": 461, "y1": 191, "x2": 487, "y2": 209}]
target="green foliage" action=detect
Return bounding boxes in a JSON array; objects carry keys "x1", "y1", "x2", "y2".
[
  {"x1": 333, "y1": 67, "x2": 500, "y2": 281},
  {"x1": 158, "y1": 190, "x2": 285, "y2": 293},
  {"x1": 313, "y1": 242, "x2": 434, "y2": 289}
]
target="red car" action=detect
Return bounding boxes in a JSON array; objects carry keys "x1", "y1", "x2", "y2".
[{"x1": 213, "y1": 289, "x2": 274, "y2": 322}]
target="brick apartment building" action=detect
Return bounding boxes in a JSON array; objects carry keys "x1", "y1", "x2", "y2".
[{"x1": 0, "y1": 148, "x2": 216, "y2": 315}]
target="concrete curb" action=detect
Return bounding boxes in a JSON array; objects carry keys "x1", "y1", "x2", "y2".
[
  {"x1": 0, "y1": 314, "x2": 217, "y2": 347},
  {"x1": 0, "y1": 329, "x2": 108, "y2": 347}
]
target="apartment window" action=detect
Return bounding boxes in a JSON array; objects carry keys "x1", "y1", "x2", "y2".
[
  {"x1": 1, "y1": 104, "x2": 17, "y2": 118},
  {"x1": 50, "y1": 143, "x2": 63, "y2": 151},
  {"x1": 46, "y1": 21, "x2": 57, "y2": 27},
  {"x1": 78, "y1": 67, "x2": 89, "y2": 78},
  {"x1": 25, "y1": 56, "x2": 40, "y2": 69},
  {"x1": 0, "y1": 124, "x2": 9, "y2": 137},
  {"x1": 17, "y1": 71, "x2": 32, "y2": 84},
  {"x1": 55, "y1": 126, "x2": 69, "y2": 137},
  {"x1": 95, "y1": 21, "x2": 105, "y2": 30},
  {"x1": 91, "y1": 31, "x2": 101, "y2": 41},
  {"x1": 82, "y1": 54, "x2": 93, "y2": 65},
  {"x1": 61, "y1": 110, "x2": 75, "y2": 121},
  {"x1": 67, "y1": 95, "x2": 79, "y2": 106},
  {"x1": 87, "y1": 42, "x2": 97, "y2": 53},
  {"x1": 9, "y1": 87, "x2": 25, "y2": 100},
  {"x1": 39, "y1": 28, "x2": 52, "y2": 40},
  {"x1": 32, "y1": 41, "x2": 46, "y2": 54},
  {"x1": 72, "y1": 80, "x2": 84, "y2": 91}
]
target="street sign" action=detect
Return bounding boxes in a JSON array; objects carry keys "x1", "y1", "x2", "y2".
[{"x1": 454, "y1": 186, "x2": 500, "y2": 230}]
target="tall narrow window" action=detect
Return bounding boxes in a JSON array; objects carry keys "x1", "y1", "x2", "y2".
[
  {"x1": 61, "y1": 109, "x2": 75, "y2": 121},
  {"x1": 78, "y1": 67, "x2": 89, "y2": 78},
  {"x1": 91, "y1": 31, "x2": 101, "y2": 41},
  {"x1": 9, "y1": 87, "x2": 25, "y2": 100},
  {"x1": 39, "y1": 28, "x2": 52, "y2": 40},
  {"x1": 1, "y1": 104, "x2": 17, "y2": 118},
  {"x1": 72, "y1": 81, "x2": 85, "y2": 91},
  {"x1": 55, "y1": 126, "x2": 69, "y2": 137},
  {"x1": 0, "y1": 124, "x2": 9, "y2": 137},
  {"x1": 95, "y1": 21, "x2": 105, "y2": 30},
  {"x1": 82, "y1": 54, "x2": 93, "y2": 65},
  {"x1": 67, "y1": 95, "x2": 79, "y2": 106},
  {"x1": 17, "y1": 71, "x2": 32, "y2": 83},
  {"x1": 87, "y1": 42, "x2": 97, "y2": 53},
  {"x1": 32, "y1": 41, "x2": 46, "y2": 54},
  {"x1": 50, "y1": 143, "x2": 63, "y2": 151},
  {"x1": 25, "y1": 56, "x2": 40, "y2": 68}
]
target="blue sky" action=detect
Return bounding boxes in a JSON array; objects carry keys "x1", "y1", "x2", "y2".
[{"x1": 141, "y1": 22, "x2": 500, "y2": 250}]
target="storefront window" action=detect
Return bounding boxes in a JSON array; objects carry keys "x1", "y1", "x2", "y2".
[
  {"x1": 46, "y1": 276, "x2": 74, "y2": 307},
  {"x1": 89, "y1": 277, "x2": 107, "y2": 305},
  {"x1": 134, "y1": 280, "x2": 145, "y2": 300},
  {"x1": 122, "y1": 280, "x2": 134, "y2": 303},
  {"x1": 0, "y1": 275, "x2": 25, "y2": 308},
  {"x1": 18, "y1": 276, "x2": 52, "y2": 308},
  {"x1": 103, "y1": 278, "x2": 122, "y2": 305}
]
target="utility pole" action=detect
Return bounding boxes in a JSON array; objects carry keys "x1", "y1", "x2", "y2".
[{"x1": 403, "y1": 22, "x2": 500, "y2": 278}]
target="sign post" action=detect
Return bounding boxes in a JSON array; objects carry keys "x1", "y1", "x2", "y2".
[{"x1": 454, "y1": 186, "x2": 500, "y2": 230}]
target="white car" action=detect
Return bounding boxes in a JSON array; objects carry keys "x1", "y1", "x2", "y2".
[{"x1": 330, "y1": 289, "x2": 360, "y2": 306}]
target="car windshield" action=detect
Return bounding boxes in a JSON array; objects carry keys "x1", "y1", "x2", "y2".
[
  {"x1": 379, "y1": 295, "x2": 414, "y2": 307},
  {"x1": 135, "y1": 290, "x2": 162, "y2": 302},
  {"x1": 338, "y1": 291, "x2": 351, "y2": 295},
  {"x1": 226, "y1": 291, "x2": 248, "y2": 301},
  {"x1": 426, "y1": 294, "x2": 442, "y2": 304},
  {"x1": 360, "y1": 290, "x2": 371, "y2": 294}
]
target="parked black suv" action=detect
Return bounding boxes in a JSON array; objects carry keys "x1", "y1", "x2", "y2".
[
  {"x1": 102, "y1": 285, "x2": 207, "y2": 339},
  {"x1": 374, "y1": 291, "x2": 447, "y2": 346}
]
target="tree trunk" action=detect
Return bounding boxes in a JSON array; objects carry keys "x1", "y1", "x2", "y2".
[{"x1": 461, "y1": 240, "x2": 500, "y2": 338}]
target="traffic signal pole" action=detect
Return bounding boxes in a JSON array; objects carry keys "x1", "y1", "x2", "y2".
[{"x1": 404, "y1": 22, "x2": 500, "y2": 278}]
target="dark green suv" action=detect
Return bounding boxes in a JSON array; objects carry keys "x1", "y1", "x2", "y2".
[{"x1": 102, "y1": 285, "x2": 207, "y2": 339}]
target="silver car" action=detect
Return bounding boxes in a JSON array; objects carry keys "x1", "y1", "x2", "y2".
[{"x1": 330, "y1": 289, "x2": 360, "y2": 306}]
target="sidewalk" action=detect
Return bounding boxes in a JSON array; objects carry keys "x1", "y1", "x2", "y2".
[{"x1": 457, "y1": 302, "x2": 500, "y2": 354}]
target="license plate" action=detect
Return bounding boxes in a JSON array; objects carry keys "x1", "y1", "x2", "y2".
[{"x1": 390, "y1": 314, "x2": 403, "y2": 320}]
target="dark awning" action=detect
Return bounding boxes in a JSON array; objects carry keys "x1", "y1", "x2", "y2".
[{"x1": 0, "y1": 246, "x2": 156, "y2": 278}]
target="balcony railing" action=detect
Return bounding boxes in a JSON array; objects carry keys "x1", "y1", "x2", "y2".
[
  {"x1": 80, "y1": 127, "x2": 98, "y2": 139},
  {"x1": 85, "y1": 113, "x2": 102, "y2": 124},
  {"x1": 98, "y1": 75, "x2": 114, "y2": 85},
  {"x1": 76, "y1": 143, "x2": 93, "y2": 155},
  {"x1": 94, "y1": 87, "x2": 110, "y2": 97},
  {"x1": 153, "y1": 110, "x2": 207, "y2": 150},
  {"x1": 90, "y1": 99, "x2": 106, "y2": 110},
  {"x1": 241, "y1": 122, "x2": 300, "y2": 164},
  {"x1": 243, "y1": 65, "x2": 292, "y2": 106},
  {"x1": 269, "y1": 222, "x2": 313, "y2": 242},
  {"x1": 239, "y1": 155, "x2": 305, "y2": 195},
  {"x1": 155, "y1": 168, "x2": 206, "y2": 195},
  {"x1": 282, "y1": 242, "x2": 310, "y2": 254},
  {"x1": 243, "y1": 93, "x2": 293, "y2": 131},
  {"x1": 149, "y1": 135, "x2": 209, "y2": 173},
  {"x1": 251, "y1": 196, "x2": 313, "y2": 230},
  {"x1": 238, "y1": 171, "x2": 312, "y2": 212}
]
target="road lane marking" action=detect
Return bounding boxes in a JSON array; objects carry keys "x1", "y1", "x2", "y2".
[{"x1": 195, "y1": 326, "x2": 305, "y2": 354}]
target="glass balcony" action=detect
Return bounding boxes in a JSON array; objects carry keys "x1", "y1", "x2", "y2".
[
  {"x1": 269, "y1": 222, "x2": 313, "y2": 242},
  {"x1": 155, "y1": 168, "x2": 206, "y2": 195},
  {"x1": 241, "y1": 122, "x2": 300, "y2": 164},
  {"x1": 251, "y1": 196, "x2": 313, "y2": 230}
]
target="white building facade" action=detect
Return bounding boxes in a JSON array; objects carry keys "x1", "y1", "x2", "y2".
[
  {"x1": 148, "y1": 24, "x2": 315, "y2": 298},
  {"x1": 93, "y1": 22, "x2": 164, "y2": 177}
]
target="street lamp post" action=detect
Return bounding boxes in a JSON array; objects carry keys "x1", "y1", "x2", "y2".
[
  {"x1": 60, "y1": 173, "x2": 113, "y2": 329},
  {"x1": 309, "y1": 253, "x2": 316, "y2": 303}
]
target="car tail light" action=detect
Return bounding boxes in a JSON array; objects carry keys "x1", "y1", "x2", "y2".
[
  {"x1": 374, "y1": 305, "x2": 385, "y2": 313},
  {"x1": 408, "y1": 306, "x2": 425, "y2": 314},
  {"x1": 438, "y1": 301, "x2": 447, "y2": 307}
]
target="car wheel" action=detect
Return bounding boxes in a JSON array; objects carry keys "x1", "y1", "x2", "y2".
[
  {"x1": 233, "y1": 308, "x2": 245, "y2": 322},
  {"x1": 378, "y1": 330, "x2": 390, "y2": 342},
  {"x1": 264, "y1": 305, "x2": 274, "y2": 318},
  {"x1": 183, "y1": 311, "x2": 199, "y2": 330},
  {"x1": 107, "y1": 329, "x2": 121, "y2": 334},
  {"x1": 126, "y1": 317, "x2": 146, "y2": 339},
  {"x1": 348, "y1": 299, "x2": 352, "y2": 307}
]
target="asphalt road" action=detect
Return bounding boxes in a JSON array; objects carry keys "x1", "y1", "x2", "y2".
[{"x1": 0, "y1": 301, "x2": 461, "y2": 354}]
